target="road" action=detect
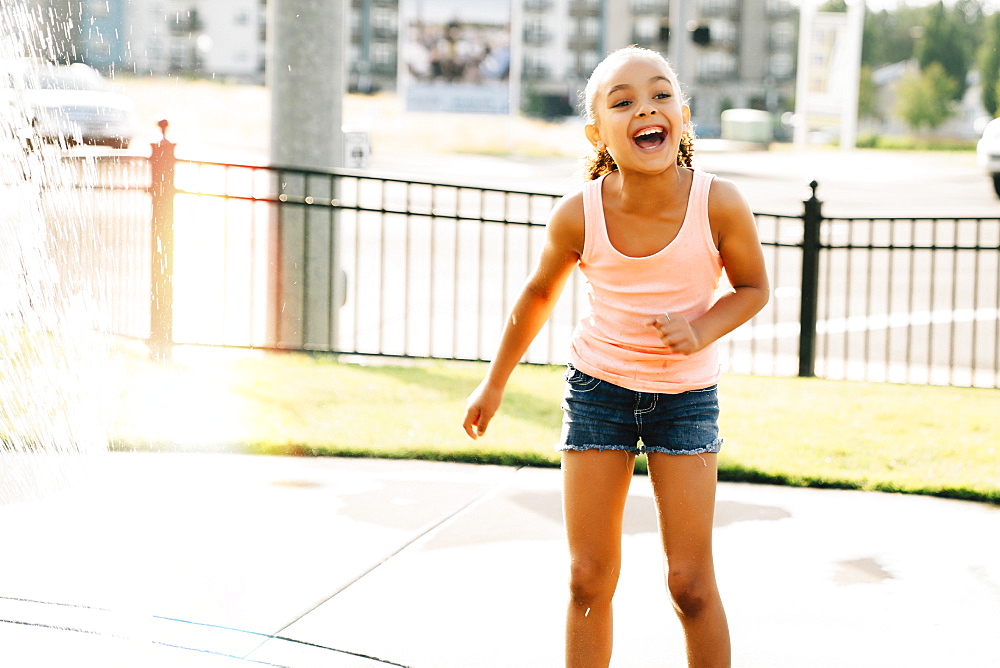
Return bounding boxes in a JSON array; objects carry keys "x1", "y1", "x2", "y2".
[{"x1": 363, "y1": 143, "x2": 997, "y2": 219}]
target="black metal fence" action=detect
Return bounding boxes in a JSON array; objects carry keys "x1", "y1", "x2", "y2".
[{"x1": 71, "y1": 146, "x2": 1000, "y2": 389}]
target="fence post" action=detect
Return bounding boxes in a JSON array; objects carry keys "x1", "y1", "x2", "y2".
[
  {"x1": 149, "y1": 119, "x2": 176, "y2": 361},
  {"x1": 798, "y1": 180, "x2": 823, "y2": 377}
]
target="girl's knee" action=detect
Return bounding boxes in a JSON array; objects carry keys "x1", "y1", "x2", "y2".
[
  {"x1": 568, "y1": 557, "x2": 620, "y2": 606},
  {"x1": 666, "y1": 567, "x2": 718, "y2": 618}
]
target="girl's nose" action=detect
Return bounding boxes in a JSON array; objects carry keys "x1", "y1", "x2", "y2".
[{"x1": 636, "y1": 104, "x2": 657, "y2": 117}]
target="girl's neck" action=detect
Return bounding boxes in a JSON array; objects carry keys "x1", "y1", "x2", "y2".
[{"x1": 606, "y1": 165, "x2": 690, "y2": 214}]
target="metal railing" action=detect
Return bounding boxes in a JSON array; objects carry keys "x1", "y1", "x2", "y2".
[{"x1": 67, "y1": 144, "x2": 1000, "y2": 389}]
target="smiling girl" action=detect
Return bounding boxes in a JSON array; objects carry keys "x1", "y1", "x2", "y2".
[{"x1": 463, "y1": 46, "x2": 769, "y2": 667}]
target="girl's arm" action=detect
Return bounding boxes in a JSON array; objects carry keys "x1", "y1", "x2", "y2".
[
  {"x1": 462, "y1": 194, "x2": 584, "y2": 439},
  {"x1": 652, "y1": 177, "x2": 770, "y2": 354}
]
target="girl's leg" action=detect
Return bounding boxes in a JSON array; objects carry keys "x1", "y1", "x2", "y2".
[
  {"x1": 647, "y1": 452, "x2": 730, "y2": 668},
  {"x1": 562, "y1": 449, "x2": 636, "y2": 668}
]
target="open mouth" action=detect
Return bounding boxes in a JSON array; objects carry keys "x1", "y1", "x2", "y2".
[{"x1": 633, "y1": 126, "x2": 666, "y2": 150}]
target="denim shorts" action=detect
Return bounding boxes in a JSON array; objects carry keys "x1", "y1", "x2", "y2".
[{"x1": 557, "y1": 365, "x2": 723, "y2": 456}]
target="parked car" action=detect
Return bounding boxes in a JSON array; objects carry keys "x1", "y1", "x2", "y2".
[
  {"x1": 976, "y1": 117, "x2": 1000, "y2": 198},
  {"x1": 1, "y1": 60, "x2": 137, "y2": 149}
]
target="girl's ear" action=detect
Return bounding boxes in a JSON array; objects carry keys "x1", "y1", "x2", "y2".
[
  {"x1": 682, "y1": 104, "x2": 691, "y2": 127},
  {"x1": 585, "y1": 123, "x2": 602, "y2": 150}
]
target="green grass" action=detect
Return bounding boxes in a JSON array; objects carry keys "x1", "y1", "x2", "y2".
[
  {"x1": 112, "y1": 348, "x2": 1000, "y2": 504},
  {"x1": 854, "y1": 135, "x2": 977, "y2": 152}
]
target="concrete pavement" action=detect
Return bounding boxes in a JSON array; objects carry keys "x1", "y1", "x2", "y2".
[{"x1": 1, "y1": 451, "x2": 997, "y2": 667}]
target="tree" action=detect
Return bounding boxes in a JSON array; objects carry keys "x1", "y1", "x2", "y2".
[
  {"x1": 895, "y1": 62, "x2": 959, "y2": 131},
  {"x1": 980, "y1": 11, "x2": 1000, "y2": 117},
  {"x1": 915, "y1": 1, "x2": 974, "y2": 101},
  {"x1": 862, "y1": 6, "x2": 927, "y2": 68}
]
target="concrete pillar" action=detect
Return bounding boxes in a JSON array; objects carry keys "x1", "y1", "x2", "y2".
[
  {"x1": 269, "y1": 0, "x2": 346, "y2": 172},
  {"x1": 268, "y1": 0, "x2": 347, "y2": 350}
]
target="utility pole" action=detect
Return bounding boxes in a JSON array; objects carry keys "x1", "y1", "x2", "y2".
[
  {"x1": 668, "y1": 0, "x2": 694, "y2": 108},
  {"x1": 267, "y1": 0, "x2": 347, "y2": 350}
]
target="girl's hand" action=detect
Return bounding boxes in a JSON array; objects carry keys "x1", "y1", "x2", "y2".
[
  {"x1": 651, "y1": 312, "x2": 701, "y2": 356},
  {"x1": 462, "y1": 380, "x2": 504, "y2": 439}
]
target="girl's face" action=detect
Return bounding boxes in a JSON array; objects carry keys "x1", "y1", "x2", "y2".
[{"x1": 585, "y1": 55, "x2": 690, "y2": 174}]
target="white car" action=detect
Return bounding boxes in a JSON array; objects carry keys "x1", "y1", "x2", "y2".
[
  {"x1": 976, "y1": 117, "x2": 1000, "y2": 198},
  {"x1": 2, "y1": 60, "x2": 137, "y2": 150}
]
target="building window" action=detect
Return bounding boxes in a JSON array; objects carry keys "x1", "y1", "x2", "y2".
[
  {"x1": 523, "y1": 50, "x2": 548, "y2": 79},
  {"x1": 769, "y1": 53, "x2": 794, "y2": 79},
  {"x1": 699, "y1": 0, "x2": 737, "y2": 14},
  {"x1": 698, "y1": 51, "x2": 736, "y2": 79},
  {"x1": 631, "y1": 0, "x2": 665, "y2": 13},
  {"x1": 766, "y1": 0, "x2": 794, "y2": 16},
  {"x1": 580, "y1": 50, "x2": 599, "y2": 74},
  {"x1": 371, "y1": 41, "x2": 393, "y2": 65},
  {"x1": 633, "y1": 16, "x2": 659, "y2": 43},
  {"x1": 372, "y1": 6, "x2": 396, "y2": 33},
  {"x1": 770, "y1": 21, "x2": 795, "y2": 49},
  {"x1": 524, "y1": 20, "x2": 550, "y2": 44},
  {"x1": 709, "y1": 19, "x2": 736, "y2": 44}
]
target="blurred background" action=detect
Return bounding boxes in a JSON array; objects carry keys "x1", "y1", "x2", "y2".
[{"x1": 9, "y1": 0, "x2": 997, "y2": 160}]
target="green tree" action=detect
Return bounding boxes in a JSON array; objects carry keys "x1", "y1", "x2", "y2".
[
  {"x1": 980, "y1": 12, "x2": 1000, "y2": 117},
  {"x1": 895, "y1": 62, "x2": 959, "y2": 131},
  {"x1": 915, "y1": 1, "x2": 974, "y2": 101},
  {"x1": 862, "y1": 6, "x2": 928, "y2": 68}
]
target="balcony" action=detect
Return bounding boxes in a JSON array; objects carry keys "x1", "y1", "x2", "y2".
[
  {"x1": 524, "y1": 0, "x2": 553, "y2": 11},
  {"x1": 698, "y1": 0, "x2": 738, "y2": 17},
  {"x1": 523, "y1": 27, "x2": 552, "y2": 45}
]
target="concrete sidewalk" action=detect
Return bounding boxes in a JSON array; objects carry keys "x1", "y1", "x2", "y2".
[{"x1": 0, "y1": 452, "x2": 997, "y2": 667}]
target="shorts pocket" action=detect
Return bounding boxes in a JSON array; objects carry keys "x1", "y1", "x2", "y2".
[{"x1": 564, "y1": 364, "x2": 602, "y2": 392}]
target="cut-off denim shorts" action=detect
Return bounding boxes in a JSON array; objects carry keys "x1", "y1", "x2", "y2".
[{"x1": 557, "y1": 364, "x2": 724, "y2": 456}]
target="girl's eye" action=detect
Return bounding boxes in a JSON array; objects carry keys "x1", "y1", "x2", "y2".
[
  {"x1": 612, "y1": 99, "x2": 632, "y2": 108},
  {"x1": 655, "y1": 92, "x2": 672, "y2": 100}
]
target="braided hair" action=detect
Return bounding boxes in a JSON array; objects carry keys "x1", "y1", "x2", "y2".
[{"x1": 581, "y1": 46, "x2": 696, "y2": 181}]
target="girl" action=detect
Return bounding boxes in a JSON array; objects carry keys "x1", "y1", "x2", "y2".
[{"x1": 463, "y1": 46, "x2": 768, "y2": 667}]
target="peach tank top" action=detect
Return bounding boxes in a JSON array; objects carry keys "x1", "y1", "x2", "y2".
[{"x1": 568, "y1": 169, "x2": 724, "y2": 393}]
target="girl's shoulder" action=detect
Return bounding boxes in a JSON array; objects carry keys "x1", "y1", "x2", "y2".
[
  {"x1": 706, "y1": 174, "x2": 753, "y2": 222},
  {"x1": 546, "y1": 185, "x2": 587, "y2": 255},
  {"x1": 550, "y1": 183, "x2": 586, "y2": 226}
]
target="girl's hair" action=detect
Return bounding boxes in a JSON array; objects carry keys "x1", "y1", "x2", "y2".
[{"x1": 581, "y1": 46, "x2": 696, "y2": 180}]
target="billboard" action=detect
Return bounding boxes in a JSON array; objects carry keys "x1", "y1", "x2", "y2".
[
  {"x1": 400, "y1": 0, "x2": 513, "y2": 114},
  {"x1": 793, "y1": 1, "x2": 864, "y2": 148}
]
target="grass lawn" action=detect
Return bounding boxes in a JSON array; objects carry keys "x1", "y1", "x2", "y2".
[{"x1": 112, "y1": 346, "x2": 1000, "y2": 505}]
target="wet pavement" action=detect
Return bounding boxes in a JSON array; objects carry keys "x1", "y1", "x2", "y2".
[{"x1": 1, "y1": 451, "x2": 998, "y2": 667}]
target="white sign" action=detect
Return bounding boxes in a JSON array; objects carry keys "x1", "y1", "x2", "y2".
[{"x1": 794, "y1": 1, "x2": 864, "y2": 149}]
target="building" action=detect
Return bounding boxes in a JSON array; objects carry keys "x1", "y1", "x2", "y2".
[
  {"x1": 681, "y1": 0, "x2": 798, "y2": 136},
  {"x1": 349, "y1": 0, "x2": 398, "y2": 93},
  {"x1": 127, "y1": 0, "x2": 266, "y2": 80},
  {"x1": 32, "y1": 0, "x2": 797, "y2": 132}
]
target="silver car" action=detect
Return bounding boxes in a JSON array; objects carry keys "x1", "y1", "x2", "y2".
[{"x1": 3, "y1": 61, "x2": 137, "y2": 150}]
